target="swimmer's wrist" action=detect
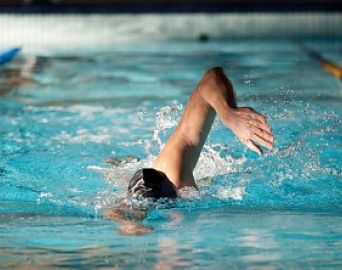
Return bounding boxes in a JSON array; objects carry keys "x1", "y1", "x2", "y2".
[{"x1": 215, "y1": 99, "x2": 233, "y2": 122}]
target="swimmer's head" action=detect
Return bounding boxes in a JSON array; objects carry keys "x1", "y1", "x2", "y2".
[{"x1": 127, "y1": 168, "x2": 178, "y2": 199}]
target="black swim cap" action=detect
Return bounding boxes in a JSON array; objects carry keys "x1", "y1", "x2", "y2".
[{"x1": 128, "y1": 168, "x2": 178, "y2": 199}]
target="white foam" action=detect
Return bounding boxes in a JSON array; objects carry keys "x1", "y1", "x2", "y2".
[
  {"x1": 90, "y1": 104, "x2": 250, "y2": 211},
  {"x1": 53, "y1": 129, "x2": 111, "y2": 144},
  {"x1": 151, "y1": 105, "x2": 246, "y2": 180},
  {"x1": 216, "y1": 186, "x2": 245, "y2": 200}
]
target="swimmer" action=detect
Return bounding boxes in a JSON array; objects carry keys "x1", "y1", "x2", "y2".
[
  {"x1": 0, "y1": 55, "x2": 38, "y2": 95},
  {"x1": 105, "y1": 67, "x2": 274, "y2": 235}
]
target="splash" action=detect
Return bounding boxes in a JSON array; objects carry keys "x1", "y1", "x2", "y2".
[
  {"x1": 53, "y1": 128, "x2": 112, "y2": 144},
  {"x1": 91, "y1": 104, "x2": 248, "y2": 212},
  {"x1": 145, "y1": 104, "x2": 183, "y2": 158}
]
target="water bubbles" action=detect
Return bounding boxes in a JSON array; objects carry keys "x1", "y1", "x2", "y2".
[
  {"x1": 155, "y1": 104, "x2": 183, "y2": 130},
  {"x1": 91, "y1": 94, "x2": 341, "y2": 212},
  {"x1": 36, "y1": 192, "x2": 53, "y2": 204},
  {"x1": 53, "y1": 128, "x2": 113, "y2": 144},
  {"x1": 178, "y1": 187, "x2": 201, "y2": 199},
  {"x1": 215, "y1": 186, "x2": 245, "y2": 200},
  {"x1": 90, "y1": 103, "x2": 252, "y2": 213}
]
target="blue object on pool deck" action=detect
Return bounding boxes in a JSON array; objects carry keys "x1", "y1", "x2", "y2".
[{"x1": 0, "y1": 47, "x2": 21, "y2": 65}]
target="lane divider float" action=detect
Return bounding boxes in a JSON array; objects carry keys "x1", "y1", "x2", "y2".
[{"x1": 299, "y1": 44, "x2": 342, "y2": 80}]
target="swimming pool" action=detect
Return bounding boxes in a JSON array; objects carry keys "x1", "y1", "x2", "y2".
[{"x1": 0, "y1": 18, "x2": 342, "y2": 268}]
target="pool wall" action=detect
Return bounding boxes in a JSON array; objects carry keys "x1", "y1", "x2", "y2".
[{"x1": 0, "y1": 13, "x2": 341, "y2": 53}]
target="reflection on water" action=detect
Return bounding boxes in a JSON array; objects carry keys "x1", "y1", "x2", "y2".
[
  {"x1": 0, "y1": 209, "x2": 341, "y2": 269},
  {"x1": 0, "y1": 39, "x2": 341, "y2": 269}
]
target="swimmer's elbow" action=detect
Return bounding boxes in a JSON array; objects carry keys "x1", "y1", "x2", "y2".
[
  {"x1": 204, "y1": 67, "x2": 224, "y2": 78},
  {"x1": 202, "y1": 67, "x2": 225, "y2": 86},
  {"x1": 199, "y1": 67, "x2": 226, "y2": 98}
]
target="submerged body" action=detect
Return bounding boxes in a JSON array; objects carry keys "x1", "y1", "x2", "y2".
[
  {"x1": 106, "y1": 67, "x2": 274, "y2": 235},
  {"x1": 1, "y1": 37, "x2": 341, "y2": 268}
]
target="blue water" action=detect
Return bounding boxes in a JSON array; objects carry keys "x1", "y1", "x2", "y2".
[{"x1": 0, "y1": 39, "x2": 341, "y2": 269}]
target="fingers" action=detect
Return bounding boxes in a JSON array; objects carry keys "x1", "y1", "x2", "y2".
[
  {"x1": 251, "y1": 133, "x2": 273, "y2": 150},
  {"x1": 247, "y1": 119, "x2": 272, "y2": 134},
  {"x1": 242, "y1": 107, "x2": 267, "y2": 124},
  {"x1": 245, "y1": 116, "x2": 274, "y2": 152},
  {"x1": 250, "y1": 125, "x2": 274, "y2": 146},
  {"x1": 233, "y1": 107, "x2": 274, "y2": 155},
  {"x1": 243, "y1": 109, "x2": 274, "y2": 150},
  {"x1": 245, "y1": 139, "x2": 262, "y2": 156},
  {"x1": 241, "y1": 108, "x2": 271, "y2": 133},
  {"x1": 250, "y1": 111, "x2": 267, "y2": 125}
]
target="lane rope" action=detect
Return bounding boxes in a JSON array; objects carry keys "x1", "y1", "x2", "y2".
[{"x1": 298, "y1": 44, "x2": 342, "y2": 80}]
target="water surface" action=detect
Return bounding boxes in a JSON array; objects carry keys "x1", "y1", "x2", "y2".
[{"x1": 0, "y1": 38, "x2": 341, "y2": 269}]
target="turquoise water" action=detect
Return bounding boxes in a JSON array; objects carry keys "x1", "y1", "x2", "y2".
[{"x1": 0, "y1": 39, "x2": 341, "y2": 269}]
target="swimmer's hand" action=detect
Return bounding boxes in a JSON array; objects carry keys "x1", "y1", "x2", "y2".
[
  {"x1": 118, "y1": 222, "x2": 153, "y2": 236},
  {"x1": 105, "y1": 206, "x2": 153, "y2": 236},
  {"x1": 222, "y1": 107, "x2": 274, "y2": 155}
]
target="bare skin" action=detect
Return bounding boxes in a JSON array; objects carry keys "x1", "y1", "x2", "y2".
[
  {"x1": 105, "y1": 204, "x2": 152, "y2": 235},
  {"x1": 153, "y1": 67, "x2": 274, "y2": 190},
  {"x1": 105, "y1": 67, "x2": 274, "y2": 235},
  {"x1": 0, "y1": 56, "x2": 37, "y2": 95}
]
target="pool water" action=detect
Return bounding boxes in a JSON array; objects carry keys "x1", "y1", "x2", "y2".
[{"x1": 0, "y1": 38, "x2": 341, "y2": 269}]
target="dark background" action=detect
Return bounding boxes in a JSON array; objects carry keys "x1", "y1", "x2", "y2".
[{"x1": 0, "y1": 0, "x2": 341, "y2": 13}]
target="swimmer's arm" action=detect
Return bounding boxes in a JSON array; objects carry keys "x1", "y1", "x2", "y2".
[
  {"x1": 154, "y1": 67, "x2": 273, "y2": 189},
  {"x1": 105, "y1": 206, "x2": 152, "y2": 236}
]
